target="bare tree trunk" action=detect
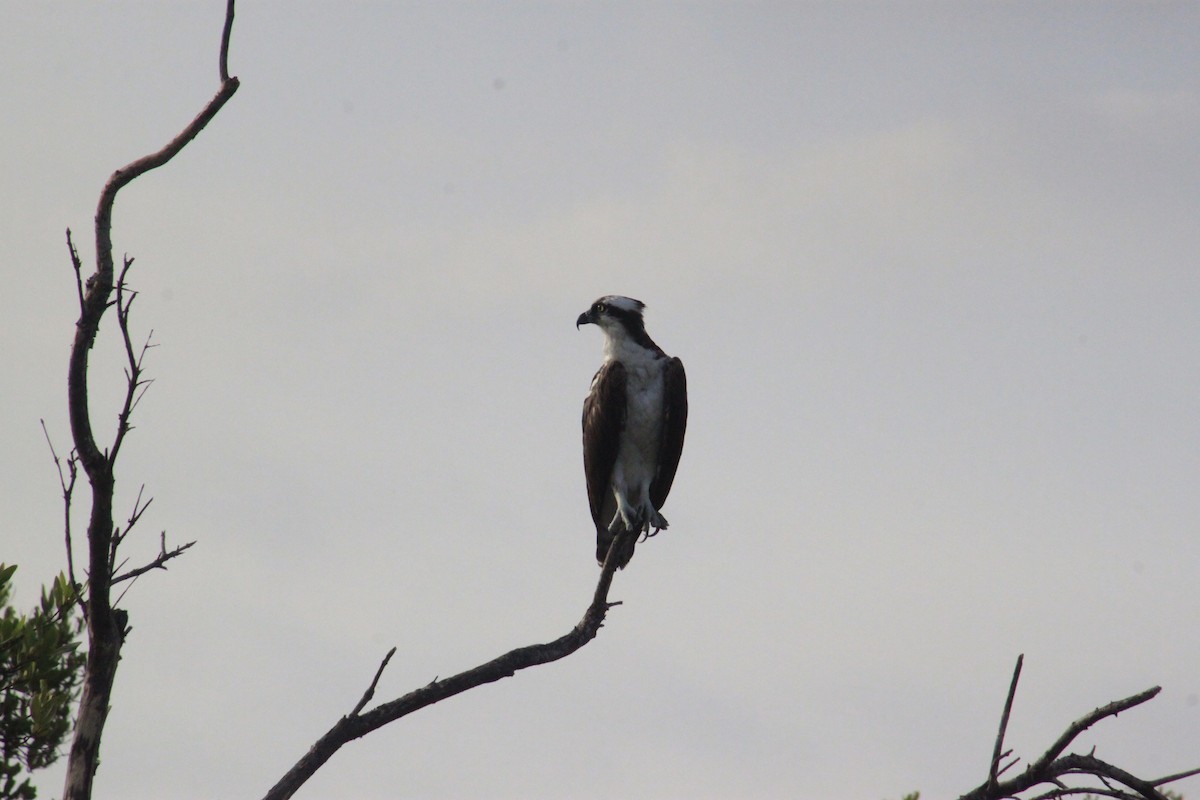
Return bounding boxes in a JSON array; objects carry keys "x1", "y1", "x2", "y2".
[{"x1": 59, "y1": 4, "x2": 239, "y2": 798}]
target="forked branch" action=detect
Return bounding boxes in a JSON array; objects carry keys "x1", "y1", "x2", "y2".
[{"x1": 111, "y1": 532, "x2": 198, "y2": 586}]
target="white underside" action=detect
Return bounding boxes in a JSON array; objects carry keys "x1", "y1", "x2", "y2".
[{"x1": 602, "y1": 334, "x2": 668, "y2": 534}]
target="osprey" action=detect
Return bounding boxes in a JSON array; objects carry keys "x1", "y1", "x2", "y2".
[{"x1": 577, "y1": 296, "x2": 688, "y2": 568}]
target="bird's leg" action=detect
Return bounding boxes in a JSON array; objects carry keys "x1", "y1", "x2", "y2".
[
  {"x1": 611, "y1": 489, "x2": 668, "y2": 542},
  {"x1": 643, "y1": 510, "x2": 668, "y2": 540},
  {"x1": 636, "y1": 478, "x2": 668, "y2": 539},
  {"x1": 610, "y1": 491, "x2": 647, "y2": 535}
]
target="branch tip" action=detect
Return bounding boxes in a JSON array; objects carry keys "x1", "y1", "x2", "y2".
[{"x1": 219, "y1": 0, "x2": 236, "y2": 82}]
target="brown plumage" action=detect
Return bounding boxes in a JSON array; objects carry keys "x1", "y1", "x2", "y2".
[{"x1": 578, "y1": 296, "x2": 688, "y2": 568}]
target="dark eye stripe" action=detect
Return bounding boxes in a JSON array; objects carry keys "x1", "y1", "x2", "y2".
[{"x1": 605, "y1": 305, "x2": 641, "y2": 324}]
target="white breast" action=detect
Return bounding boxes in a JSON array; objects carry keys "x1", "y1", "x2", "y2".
[
  {"x1": 598, "y1": 326, "x2": 669, "y2": 505},
  {"x1": 614, "y1": 356, "x2": 665, "y2": 491}
]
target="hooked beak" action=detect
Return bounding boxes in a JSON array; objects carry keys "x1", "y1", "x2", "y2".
[{"x1": 576, "y1": 310, "x2": 594, "y2": 330}]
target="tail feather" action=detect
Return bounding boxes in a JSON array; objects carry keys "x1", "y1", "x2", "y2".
[{"x1": 596, "y1": 527, "x2": 637, "y2": 569}]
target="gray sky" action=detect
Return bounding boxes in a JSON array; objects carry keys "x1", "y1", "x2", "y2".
[{"x1": 4, "y1": 3, "x2": 1199, "y2": 799}]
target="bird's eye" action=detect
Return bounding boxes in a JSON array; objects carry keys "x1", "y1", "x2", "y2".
[{"x1": 594, "y1": 302, "x2": 606, "y2": 314}]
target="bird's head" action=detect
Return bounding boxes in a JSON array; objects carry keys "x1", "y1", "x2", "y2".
[{"x1": 576, "y1": 295, "x2": 646, "y2": 335}]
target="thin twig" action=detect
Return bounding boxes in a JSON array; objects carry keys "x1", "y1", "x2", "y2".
[
  {"x1": 65, "y1": 230, "x2": 85, "y2": 315},
  {"x1": 996, "y1": 753, "x2": 1020, "y2": 780},
  {"x1": 1153, "y1": 765, "x2": 1200, "y2": 786},
  {"x1": 108, "y1": 486, "x2": 154, "y2": 575},
  {"x1": 111, "y1": 258, "x2": 154, "y2": 467},
  {"x1": 41, "y1": 420, "x2": 80, "y2": 592},
  {"x1": 126, "y1": 486, "x2": 153, "y2": 533},
  {"x1": 350, "y1": 647, "x2": 398, "y2": 717}
]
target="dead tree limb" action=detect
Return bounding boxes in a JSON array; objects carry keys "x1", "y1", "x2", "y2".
[
  {"x1": 59, "y1": 3, "x2": 239, "y2": 798},
  {"x1": 261, "y1": 530, "x2": 635, "y2": 800},
  {"x1": 111, "y1": 532, "x2": 197, "y2": 586},
  {"x1": 987, "y1": 652, "x2": 1023, "y2": 793},
  {"x1": 958, "y1": 656, "x2": 1197, "y2": 800}
]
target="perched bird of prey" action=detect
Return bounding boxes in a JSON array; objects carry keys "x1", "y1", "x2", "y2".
[{"x1": 577, "y1": 296, "x2": 688, "y2": 568}]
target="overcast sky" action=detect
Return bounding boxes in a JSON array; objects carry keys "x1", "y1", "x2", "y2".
[{"x1": 4, "y1": 3, "x2": 1199, "y2": 799}]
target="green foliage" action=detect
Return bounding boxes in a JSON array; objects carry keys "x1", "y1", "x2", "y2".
[{"x1": 0, "y1": 564, "x2": 84, "y2": 800}]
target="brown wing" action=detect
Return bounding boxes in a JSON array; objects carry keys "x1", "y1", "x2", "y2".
[
  {"x1": 650, "y1": 357, "x2": 687, "y2": 510},
  {"x1": 582, "y1": 361, "x2": 626, "y2": 535}
]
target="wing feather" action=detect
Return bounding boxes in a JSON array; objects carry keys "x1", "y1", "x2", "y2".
[
  {"x1": 582, "y1": 361, "x2": 626, "y2": 534},
  {"x1": 650, "y1": 357, "x2": 687, "y2": 510}
]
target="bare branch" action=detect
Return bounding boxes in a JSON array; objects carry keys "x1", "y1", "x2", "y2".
[
  {"x1": 1153, "y1": 765, "x2": 1200, "y2": 787},
  {"x1": 261, "y1": 529, "x2": 637, "y2": 800},
  {"x1": 219, "y1": 0, "x2": 235, "y2": 82},
  {"x1": 107, "y1": 485, "x2": 154, "y2": 576},
  {"x1": 61, "y1": 3, "x2": 239, "y2": 797},
  {"x1": 41, "y1": 420, "x2": 81, "y2": 594},
  {"x1": 1032, "y1": 789, "x2": 1138, "y2": 800},
  {"x1": 1026, "y1": 686, "x2": 1161, "y2": 776},
  {"x1": 94, "y1": 77, "x2": 239, "y2": 269},
  {"x1": 995, "y1": 752, "x2": 1020, "y2": 781},
  {"x1": 111, "y1": 533, "x2": 197, "y2": 585},
  {"x1": 65, "y1": 229, "x2": 85, "y2": 315},
  {"x1": 110, "y1": 258, "x2": 155, "y2": 467},
  {"x1": 126, "y1": 485, "x2": 153, "y2": 532},
  {"x1": 1054, "y1": 753, "x2": 1162, "y2": 800},
  {"x1": 988, "y1": 653, "x2": 1024, "y2": 793},
  {"x1": 349, "y1": 648, "x2": 397, "y2": 718}
]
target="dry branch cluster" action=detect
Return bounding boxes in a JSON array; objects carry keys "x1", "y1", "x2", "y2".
[{"x1": 958, "y1": 655, "x2": 1199, "y2": 800}]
